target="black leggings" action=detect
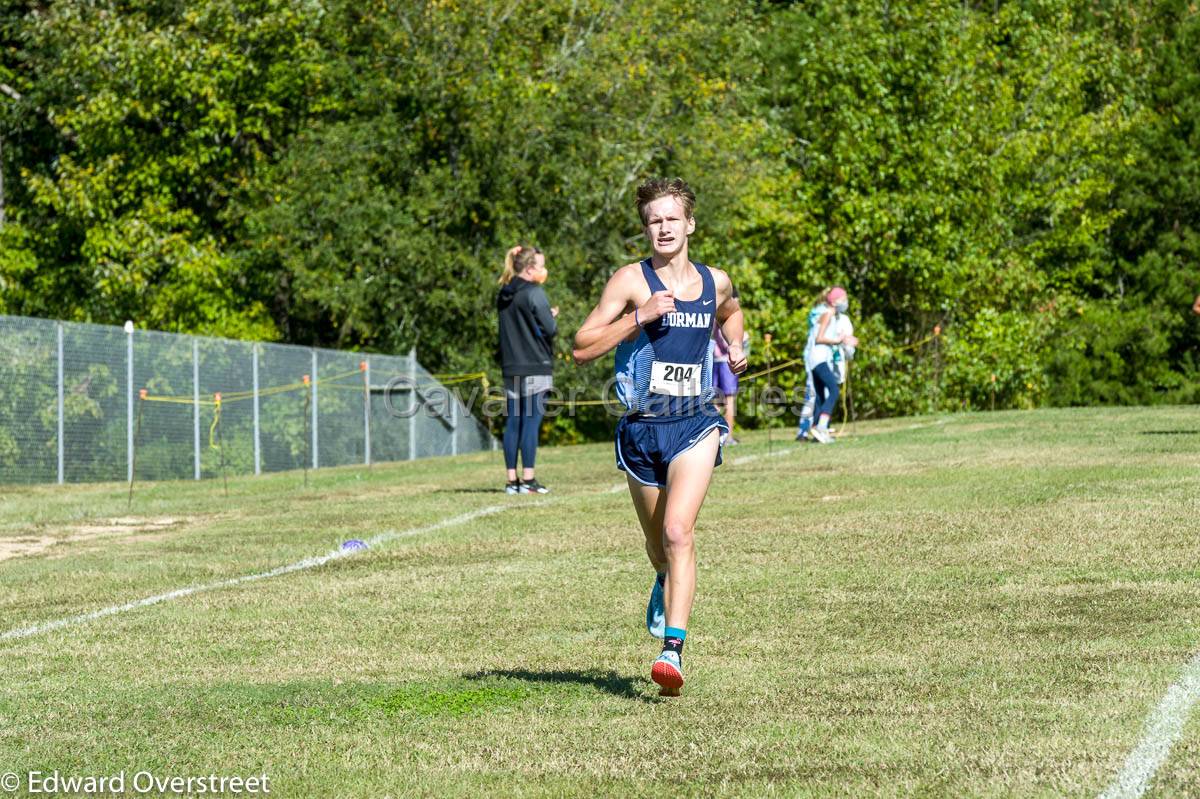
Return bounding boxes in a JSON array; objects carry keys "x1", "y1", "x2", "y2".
[{"x1": 503, "y1": 391, "x2": 548, "y2": 471}]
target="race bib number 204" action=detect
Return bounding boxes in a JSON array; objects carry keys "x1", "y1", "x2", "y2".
[{"x1": 650, "y1": 361, "x2": 702, "y2": 396}]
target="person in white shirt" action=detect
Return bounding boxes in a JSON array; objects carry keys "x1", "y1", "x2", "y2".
[{"x1": 803, "y1": 287, "x2": 857, "y2": 444}]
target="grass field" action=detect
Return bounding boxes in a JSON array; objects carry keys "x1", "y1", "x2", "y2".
[{"x1": 2, "y1": 406, "x2": 1200, "y2": 797}]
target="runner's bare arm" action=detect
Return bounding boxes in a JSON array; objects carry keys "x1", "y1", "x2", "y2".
[
  {"x1": 713, "y1": 269, "x2": 746, "y2": 374},
  {"x1": 814, "y1": 309, "x2": 841, "y2": 345},
  {"x1": 572, "y1": 266, "x2": 639, "y2": 365},
  {"x1": 573, "y1": 266, "x2": 675, "y2": 365}
]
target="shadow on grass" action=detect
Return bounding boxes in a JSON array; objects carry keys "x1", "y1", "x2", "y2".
[
  {"x1": 1139, "y1": 430, "x2": 1200, "y2": 436},
  {"x1": 464, "y1": 668, "x2": 656, "y2": 703}
]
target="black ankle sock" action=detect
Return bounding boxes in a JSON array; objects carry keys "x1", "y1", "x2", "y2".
[{"x1": 663, "y1": 636, "x2": 684, "y2": 657}]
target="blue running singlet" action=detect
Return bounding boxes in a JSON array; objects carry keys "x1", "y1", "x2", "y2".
[
  {"x1": 614, "y1": 259, "x2": 718, "y2": 418},
  {"x1": 613, "y1": 260, "x2": 727, "y2": 486}
]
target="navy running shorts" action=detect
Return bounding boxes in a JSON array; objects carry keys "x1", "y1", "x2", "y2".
[{"x1": 615, "y1": 408, "x2": 729, "y2": 488}]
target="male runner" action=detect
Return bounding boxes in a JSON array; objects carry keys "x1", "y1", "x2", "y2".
[{"x1": 572, "y1": 178, "x2": 746, "y2": 695}]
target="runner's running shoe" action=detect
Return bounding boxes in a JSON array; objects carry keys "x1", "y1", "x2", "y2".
[
  {"x1": 505, "y1": 480, "x2": 521, "y2": 495},
  {"x1": 651, "y1": 650, "x2": 684, "y2": 692},
  {"x1": 520, "y1": 479, "x2": 550, "y2": 494}
]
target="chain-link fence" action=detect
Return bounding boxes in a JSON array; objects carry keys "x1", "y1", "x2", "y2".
[{"x1": 0, "y1": 314, "x2": 495, "y2": 486}]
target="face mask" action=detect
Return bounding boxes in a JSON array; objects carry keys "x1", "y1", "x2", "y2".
[{"x1": 835, "y1": 301, "x2": 849, "y2": 313}]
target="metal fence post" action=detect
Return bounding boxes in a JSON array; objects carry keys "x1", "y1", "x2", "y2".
[
  {"x1": 408, "y1": 347, "x2": 417, "y2": 461},
  {"x1": 56, "y1": 322, "x2": 64, "y2": 484},
  {"x1": 311, "y1": 349, "x2": 319, "y2": 469},
  {"x1": 364, "y1": 358, "x2": 371, "y2": 467},
  {"x1": 252, "y1": 344, "x2": 261, "y2": 476},
  {"x1": 126, "y1": 321, "x2": 133, "y2": 484},
  {"x1": 193, "y1": 338, "x2": 200, "y2": 480},
  {"x1": 450, "y1": 394, "x2": 457, "y2": 457}
]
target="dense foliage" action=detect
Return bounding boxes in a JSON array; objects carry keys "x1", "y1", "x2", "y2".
[{"x1": 2, "y1": 0, "x2": 1197, "y2": 439}]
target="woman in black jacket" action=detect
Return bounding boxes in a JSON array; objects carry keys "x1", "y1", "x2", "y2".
[{"x1": 497, "y1": 245, "x2": 558, "y2": 494}]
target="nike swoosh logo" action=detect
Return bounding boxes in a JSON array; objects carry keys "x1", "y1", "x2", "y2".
[{"x1": 702, "y1": 300, "x2": 713, "y2": 306}]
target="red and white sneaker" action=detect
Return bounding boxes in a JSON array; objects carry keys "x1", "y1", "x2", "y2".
[{"x1": 651, "y1": 651, "x2": 684, "y2": 694}]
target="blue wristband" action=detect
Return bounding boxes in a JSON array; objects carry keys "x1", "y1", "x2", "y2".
[{"x1": 635, "y1": 308, "x2": 641, "y2": 328}]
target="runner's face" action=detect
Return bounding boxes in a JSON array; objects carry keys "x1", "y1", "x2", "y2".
[
  {"x1": 528, "y1": 253, "x2": 547, "y2": 284},
  {"x1": 643, "y1": 196, "x2": 695, "y2": 259}
]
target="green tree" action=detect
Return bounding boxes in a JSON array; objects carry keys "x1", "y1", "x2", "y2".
[
  {"x1": 1048, "y1": 1, "x2": 1200, "y2": 406},
  {"x1": 748, "y1": 0, "x2": 1134, "y2": 417},
  {"x1": 3, "y1": 0, "x2": 330, "y2": 337},
  {"x1": 232, "y1": 0, "x2": 767, "y2": 439}
]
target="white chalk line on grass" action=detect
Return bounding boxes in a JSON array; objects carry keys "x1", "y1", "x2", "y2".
[
  {"x1": 0, "y1": 505, "x2": 507, "y2": 643},
  {"x1": 1098, "y1": 650, "x2": 1200, "y2": 799},
  {"x1": 2, "y1": 465, "x2": 741, "y2": 644},
  {"x1": 731, "y1": 445, "x2": 799, "y2": 466},
  {"x1": 906, "y1": 418, "x2": 950, "y2": 431}
]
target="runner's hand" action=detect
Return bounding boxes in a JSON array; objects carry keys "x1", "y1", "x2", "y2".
[
  {"x1": 550, "y1": 306, "x2": 559, "y2": 318},
  {"x1": 639, "y1": 291, "x2": 675, "y2": 324},
  {"x1": 727, "y1": 343, "x2": 747, "y2": 374}
]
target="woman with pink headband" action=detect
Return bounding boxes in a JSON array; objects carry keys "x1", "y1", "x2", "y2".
[{"x1": 803, "y1": 286, "x2": 857, "y2": 444}]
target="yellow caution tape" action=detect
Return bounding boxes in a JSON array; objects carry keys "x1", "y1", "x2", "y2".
[
  {"x1": 140, "y1": 366, "x2": 368, "y2": 405},
  {"x1": 209, "y1": 394, "x2": 222, "y2": 449}
]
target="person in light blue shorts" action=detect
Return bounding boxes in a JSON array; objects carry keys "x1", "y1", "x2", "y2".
[{"x1": 572, "y1": 178, "x2": 746, "y2": 696}]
